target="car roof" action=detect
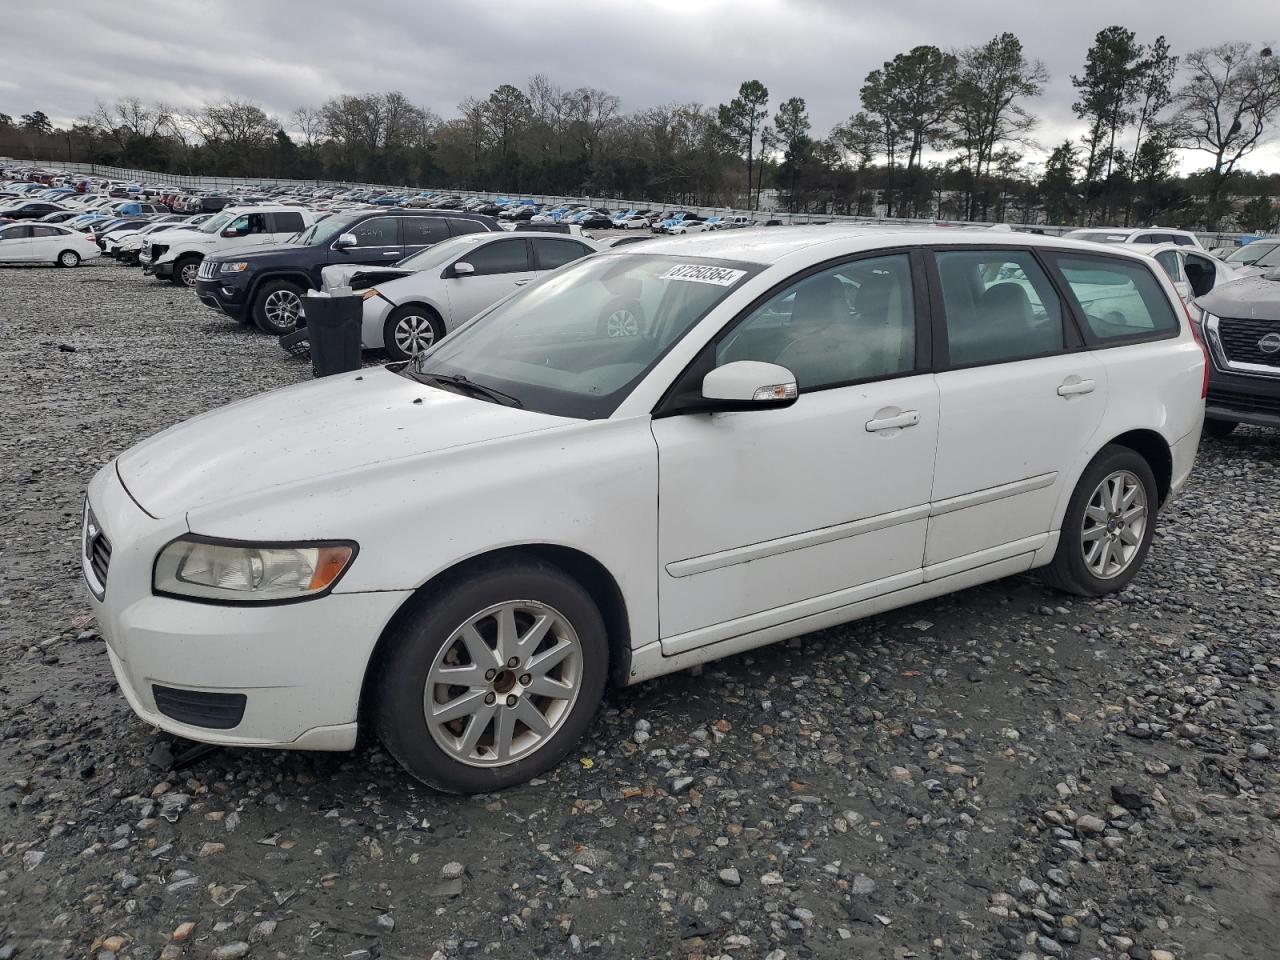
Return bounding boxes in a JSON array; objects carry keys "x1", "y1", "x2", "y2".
[{"x1": 624, "y1": 225, "x2": 1161, "y2": 266}]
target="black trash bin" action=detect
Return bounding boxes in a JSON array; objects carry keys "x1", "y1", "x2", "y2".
[{"x1": 303, "y1": 292, "x2": 362, "y2": 378}]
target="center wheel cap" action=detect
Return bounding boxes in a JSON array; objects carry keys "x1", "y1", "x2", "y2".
[{"x1": 493, "y1": 669, "x2": 517, "y2": 695}]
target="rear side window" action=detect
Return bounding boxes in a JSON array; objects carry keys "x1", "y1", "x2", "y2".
[
  {"x1": 532, "y1": 238, "x2": 591, "y2": 270},
  {"x1": 447, "y1": 218, "x2": 488, "y2": 236},
  {"x1": 1171, "y1": 235, "x2": 1195, "y2": 246},
  {"x1": 403, "y1": 217, "x2": 450, "y2": 246},
  {"x1": 1050, "y1": 254, "x2": 1179, "y2": 343},
  {"x1": 1153, "y1": 250, "x2": 1181, "y2": 282},
  {"x1": 934, "y1": 249, "x2": 1064, "y2": 366},
  {"x1": 271, "y1": 212, "x2": 305, "y2": 233}
]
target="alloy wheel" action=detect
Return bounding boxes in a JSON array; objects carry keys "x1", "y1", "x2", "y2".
[
  {"x1": 394, "y1": 314, "x2": 437, "y2": 355},
  {"x1": 423, "y1": 600, "x2": 583, "y2": 767},
  {"x1": 180, "y1": 262, "x2": 199, "y2": 286},
  {"x1": 1081, "y1": 469, "x2": 1147, "y2": 579},
  {"x1": 605, "y1": 308, "x2": 640, "y2": 338},
  {"x1": 264, "y1": 289, "x2": 302, "y2": 329}
]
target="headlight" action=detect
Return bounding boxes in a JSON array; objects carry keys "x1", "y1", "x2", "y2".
[
  {"x1": 361, "y1": 288, "x2": 380, "y2": 300},
  {"x1": 153, "y1": 536, "x2": 357, "y2": 604},
  {"x1": 219, "y1": 261, "x2": 249, "y2": 273}
]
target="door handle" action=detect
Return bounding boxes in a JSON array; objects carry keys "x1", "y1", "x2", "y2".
[
  {"x1": 865, "y1": 409, "x2": 920, "y2": 432},
  {"x1": 1057, "y1": 377, "x2": 1096, "y2": 397},
  {"x1": 382, "y1": 251, "x2": 399, "y2": 256},
  {"x1": 514, "y1": 278, "x2": 532, "y2": 286}
]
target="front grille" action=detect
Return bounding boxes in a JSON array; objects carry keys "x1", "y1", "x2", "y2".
[
  {"x1": 1216, "y1": 316, "x2": 1280, "y2": 367},
  {"x1": 1207, "y1": 388, "x2": 1280, "y2": 417},
  {"x1": 152, "y1": 685, "x2": 247, "y2": 729},
  {"x1": 149, "y1": 244, "x2": 167, "y2": 262},
  {"x1": 197, "y1": 259, "x2": 217, "y2": 280},
  {"x1": 83, "y1": 504, "x2": 111, "y2": 598}
]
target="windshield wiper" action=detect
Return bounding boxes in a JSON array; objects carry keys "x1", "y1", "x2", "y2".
[{"x1": 418, "y1": 373, "x2": 523, "y2": 408}]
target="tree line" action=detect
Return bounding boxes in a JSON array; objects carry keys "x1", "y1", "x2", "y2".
[{"x1": 2, "y1": 30, "x2": 1279, "y2": 231}]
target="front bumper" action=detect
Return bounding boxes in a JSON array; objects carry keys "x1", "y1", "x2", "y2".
[
  {"x1": 84, "y1": 463, "x2": 410, "y2": 751},
  {"x1": 1205, "y1": 367, "x2": 1280, "y2": 429},
  {"x1": 142, "y1": 259, "x2": 173, "y2": 278},
  {"x1": 194, "y1": 276, "x2": 248, "y2": 319}
]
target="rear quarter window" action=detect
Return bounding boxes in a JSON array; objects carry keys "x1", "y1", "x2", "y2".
[{"x1": 1050, "y1": 254, "x2": 1180, "y2": 344}]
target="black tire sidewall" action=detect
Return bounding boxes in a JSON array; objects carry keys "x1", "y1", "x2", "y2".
[
  {"x1": 375, "y1": 561, "x2": 608, "y2": 794},
  {"x1": 171, "y1": 256, "x2": 200, "y2": 287},
  {"x1": 253, "y1": 280, "x2": 305, "y2": 335},
  {"x1": 1057, "y1": 446, "x2": 1159, "y2": 596},
  {"x1": 383, "y1": 304, "x2": 443, "y2": 362}
]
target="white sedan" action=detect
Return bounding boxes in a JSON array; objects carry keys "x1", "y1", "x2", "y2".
[
  {"x1": 334, "y1": 231, "x2": 600, "y2": 360},
  {"x1": 82, "y1": 228, "x2": 1204, "y2": 793},
  {"x1": 0, "y1": 222, "x2": 101, "y2": 266}
]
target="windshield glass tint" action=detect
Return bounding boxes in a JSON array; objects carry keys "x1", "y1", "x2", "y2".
[
  {"x1": 1226, "y1": 242, "x2": 1278, "y2": 266},
  {"x1": 397, "y1": 235, "x2": 482, "y2": 270},
  {"x1": 295, "y1": 214, "x2": 356, "y2": 246},
  {"x1": 409, "y1": 254, "x2": 759, "y2": 419}
]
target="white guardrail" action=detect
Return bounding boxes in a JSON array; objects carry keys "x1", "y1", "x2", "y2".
[{"x1": 5, "y1": 158, "x2": 1254, "y2": 245}]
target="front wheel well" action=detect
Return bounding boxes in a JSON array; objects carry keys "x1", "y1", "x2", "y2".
[
  {"x1": 357, "y1": 545, "x2": 632, "y2": 734},
  {"x1": 1105, "y1": 429, "x2": 1172, "y2": 504}
]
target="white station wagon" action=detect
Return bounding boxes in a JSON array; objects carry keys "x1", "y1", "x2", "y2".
[{"x1": 83, "y1": 228, "x2": 1206, "y2": 793}]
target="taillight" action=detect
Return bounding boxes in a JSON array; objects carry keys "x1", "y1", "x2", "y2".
[{"x1": 1183, "y1": 301, "x2": 1209, "y2": 399}]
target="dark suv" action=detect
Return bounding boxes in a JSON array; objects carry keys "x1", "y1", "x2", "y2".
[
  {"x1": 195, "y1": 210, "x2": 501, "y2": 333},
  {"x1": 1195, "y1": 273, "x2": 1280, "y2": 437}
]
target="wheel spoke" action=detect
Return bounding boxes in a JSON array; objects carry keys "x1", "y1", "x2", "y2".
[
  {"x1": 431, "y1": 688, "x2": 489, "y2": 724},
  {"x1": 525, "y1": 673, "x2": 574, "y2": 699},
  {"x1": 1085, "y1": 505, "x2": 1109, "y2": 524},
  {"x1": 1082, "y1": 524, "x2": 1108, "y2": 542},
  {"x1": 1108, "y1": 477, "x2": 1124, "y2": 512},
  {"x1": 495, "y1": 606, "x2": 519, "y2": 661},
  {"x1": 1119, "y1": 526, "x2": 1141, "y2": 547},
  {"x1": 459, "y1": 624, "x2": 499, "y2": 670},
  {"x1": 527, "y1": 638, "x2": 574, "y2": 677},
  {"x1": 433, "y1": 663, "x2": 487, "y2": 688},
  {"x1": 1123, "y1": 504, "x2": 1146, "y2": 524},
  {"x1": 513, "y1": 613, "x2": 554, "y2": 665},
  {"x1": 457, "y1": 702, "x2": 497, "y2": 756},
  {"x1": 493, "y1": 704, "x2": 517, "y2": 761},
  {"x1": 1121, "y1": 484, "x2": 1140, "y2": 509},
  {"x1": 514, "y1": 697, "x2": 554, "y2": 738}
]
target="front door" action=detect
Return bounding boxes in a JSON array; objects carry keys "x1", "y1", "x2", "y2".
[
  {"x1": 653, "y1": 251, "x2": 939, "y2": 652},
  {"x1": 342, "y1": 215, "x2": 406, "y2": 265},
  {"x1": 443, "y1": 237, "x2": 535, "y2": 325},
  {"x1": 0, "y1": 224, "x2": 33, "y2": 261},
  {"x1": 926, "y1": 247, "x2": 1107, "y2": 572}
]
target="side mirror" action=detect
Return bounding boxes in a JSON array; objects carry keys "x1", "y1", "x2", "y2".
[
  {"x1": 453, "y1": 261, "x2": 475, "y2": 276},
  {"x1": 700, "y1": 361, "x2": 798, "y2": 410},
  {"x1": 334, "y1": 232, "x2": 357, "y2": 249}
]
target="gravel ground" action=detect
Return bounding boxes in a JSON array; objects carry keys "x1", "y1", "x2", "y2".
[{"x1": 1, "y1": 260, "x2": 1278, "y2": 960}]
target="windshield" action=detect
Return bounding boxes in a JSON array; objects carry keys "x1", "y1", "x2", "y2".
[
  {"x1": 407, "y1": 254, "x2": 760, "y2": 419},
  {"x1": 1225, "y1": 241, "x2": 1279, "y2": 266},
  {"x1": 198, "y1": 211, "x2": 235, "y2": 234}
]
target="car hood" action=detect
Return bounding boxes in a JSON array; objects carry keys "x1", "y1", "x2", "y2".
[
  {"x1": 207, "y1": 242, "x2": 314, "y2": 264},
  {"x1": 115, "y1": 367, "x2": 571, "y2": 518},
  {"x1": 1195, "y1": 273, "x2": 1280, "y2": 322},
  {"x1": 321, "y1": 263, "x2": 412, "y2": 292},
  {"x1": 145, "y1": 228, "x2": 212, "y2": 246}
]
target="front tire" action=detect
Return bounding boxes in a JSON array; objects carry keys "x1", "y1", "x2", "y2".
[
  {"x1": 373, "y1": 559, "x2": 608, "y2": 794},
  {"x1": 253, "y1": 280, "x2": 305, "y2": 335},
  {"x1": 383, "y1": 304, "x2": 444, "y2": 361},
  {"x1": 1041, "y1": 444, "x2": 1159, "y2": 597},
  {"x1": 57, "y1": 250, "x2": 81, "y2": 267},
  {"x1": 171, "y1": 255, "x2": 201, "y2": 287},
  {"x1": 1203, "y1": 418, "x2": 1237, "y2": 439}
]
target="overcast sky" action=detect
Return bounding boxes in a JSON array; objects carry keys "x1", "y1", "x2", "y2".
[{"x1": 3, "y1": 0, "x2": 1279, "y2": 174}]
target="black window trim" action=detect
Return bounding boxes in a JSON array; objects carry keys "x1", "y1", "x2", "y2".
[
  {"x1": 1041, "y1": 248, "x2": 1184, "y2": 350},
  {"x1": 653, "y1": 246, "x2": 933, "y2": 417},
  {"x1": 923, "y1": 242, "x2": 1090, "y2": 373}
]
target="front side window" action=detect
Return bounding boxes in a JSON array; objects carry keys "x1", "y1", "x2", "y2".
[
  {"x1": 410, "y1": 254, "x2": 758, "y2": 419},
  {"x1": 1051, "y1": 254, "x2": 1179, "y2": 343},
  {"x1": 716, "y1": 253, "x2": 917, "y2": 389},
  {"x1": 935, "y1": 249, "x2": 1064, "y2": 366},
  {"x1": 0, "y1": 225, "x2": 31, "y2": 240},
  {"x1": 458, "y1": 238, "x2": 529, "y2": 275},
  {"x1": 350, "y1": 217, "x2": 399, "y2": 247}
]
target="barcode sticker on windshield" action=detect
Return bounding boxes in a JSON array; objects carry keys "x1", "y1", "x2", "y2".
[{"x1": 661, "y1": 264, "x2": 747, "y2": 286}]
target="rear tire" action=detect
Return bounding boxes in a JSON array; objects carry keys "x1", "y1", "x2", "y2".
[
  {"x1": 253, "y1": 280, "x2": 306, "y2": 335},
  {"x1": 1203, "y1": 418, "x2": 1237, "y2": 439},
  {"x1": 383, "y1": 304, "x2": 444, "y2": 361},
  {"x1": 374, "y1": 559, "x2": 608, "y2": 794},
  {"x1": 1040, "y1": 444, "x2": 1159, "y2": 597},
  {"x1": 57, "y1": 250, "x2": 80, "y2": 268},
  {"x1": 171, "y1": 255, "x2": 201, "y2": 287}
]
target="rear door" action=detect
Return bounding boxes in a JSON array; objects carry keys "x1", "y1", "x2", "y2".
[
  {"x1": 29, "y1": 224, "x2": 66, "y2": 261},
  {"x1": 530, "y1": 237, "x2": 594, "y2": 275},
  {"x1": 267, "y1": 211, "x2": 306, "y2": 244},
  {"x1": 442, "y1": 237, "x2": 534, "y2": 324},
  {"x1": 401, "y1": 216, "x2": 450, "y2": 258},
  {"x1": 926, "y1": 246, "x2": 1107, "y2": 574}
]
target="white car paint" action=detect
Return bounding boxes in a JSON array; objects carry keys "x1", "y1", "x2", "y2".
[
  {"x1": 142, "y1": 205, "x2": 319, "y2": 279},
  {"x1": 1127, "y1": 242, "x2": 1241, "y2": 305},
  {"x1": 0, "y1": 222, "x2": 100, "y2": 265},
  {"x1": 1062, "y1": 226, "x2": 1204, "y2": 250},
  {"x1": 83, "y1": 227, "x2": 1204, "y2": 768}
]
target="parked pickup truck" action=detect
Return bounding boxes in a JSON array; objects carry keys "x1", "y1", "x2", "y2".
[{"x1": 142, "y1": 206, "x2": 319, "y2": 287}]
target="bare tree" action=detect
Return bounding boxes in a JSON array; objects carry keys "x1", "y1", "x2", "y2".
[{"x1": 1175, "y1": 43, "x2": 1280, "y2": 227}]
